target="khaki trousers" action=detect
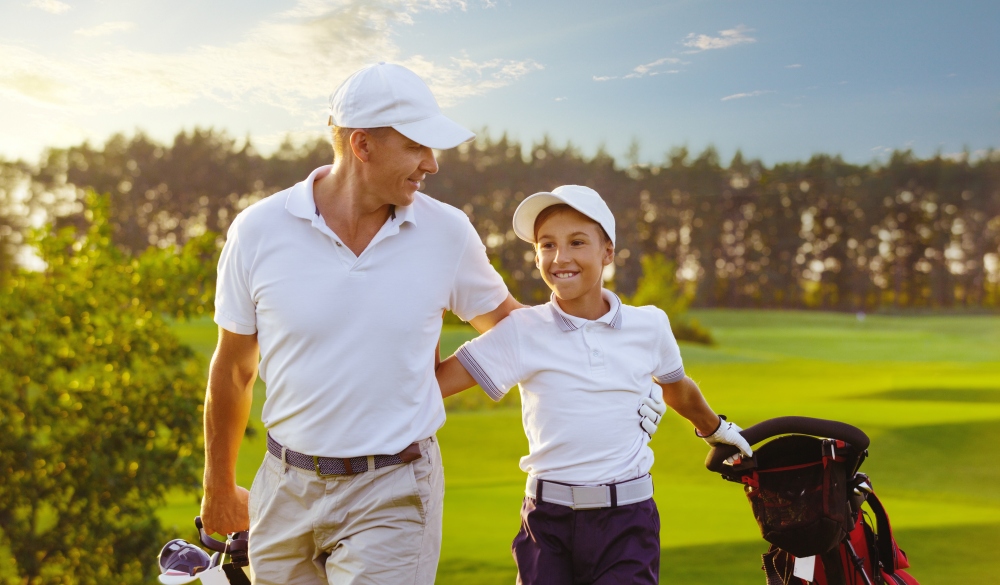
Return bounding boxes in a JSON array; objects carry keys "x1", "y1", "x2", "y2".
[{"x1": 248, "y1": 436, "x2": 444, "y2": 585}]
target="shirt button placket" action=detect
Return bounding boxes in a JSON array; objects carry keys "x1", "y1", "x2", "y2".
[{"x1": 583, "y1": 325, "x2": 605, "y2": 371}]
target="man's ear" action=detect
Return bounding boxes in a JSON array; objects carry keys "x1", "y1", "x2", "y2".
[{"x1": 350, "y1": 129, "x2": 373, "y2": 163}]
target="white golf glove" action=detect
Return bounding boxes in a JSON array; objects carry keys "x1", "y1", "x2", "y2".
[
  {"x1": 638, "y1": 387, "x2": 668, "y2": 438},
  {"x1": 697, "y1": 416, "x2": 753, "y2": 465}
]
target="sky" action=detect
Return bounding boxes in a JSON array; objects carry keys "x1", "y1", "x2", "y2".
[{"x1": 1, "y1": 0, "x2": 998, "y2": 166}]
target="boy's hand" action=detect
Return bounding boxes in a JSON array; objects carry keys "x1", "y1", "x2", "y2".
[
  {"x1": 638, "y1": 388, "x2": 668, "y2": 438},
  {"x1": 697, "y1": 416, "x2": 753, "y2": 463}
]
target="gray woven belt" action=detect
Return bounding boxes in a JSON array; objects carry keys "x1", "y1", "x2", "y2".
[{"x1": 267, "y1": 433, "x2": 421, "y2": 476}]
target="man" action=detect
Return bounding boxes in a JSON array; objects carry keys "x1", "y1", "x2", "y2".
[{"x1": 200, "y1": 62, "x2": 519, "y2": 585}]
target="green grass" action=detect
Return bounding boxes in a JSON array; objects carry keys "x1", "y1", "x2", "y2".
[{"x1": 163, "y1": 311, "x2": 1000, "y2": 583}]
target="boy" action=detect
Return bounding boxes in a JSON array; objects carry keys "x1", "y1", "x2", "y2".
[{"x1": 435, "y1": 185, "x2": 753, "y2": 584}]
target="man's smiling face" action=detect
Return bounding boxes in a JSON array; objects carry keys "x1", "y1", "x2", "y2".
[
  {"x1": 365, "y1": 128, "x2": 439, "y2": 206},
  {"x1": 533, "y1": 207, "x2": 614, "y2": 303}
]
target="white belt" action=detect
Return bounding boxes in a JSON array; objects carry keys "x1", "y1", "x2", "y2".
[{"x1": 525, "y1": 475, "x2": 654, "y2": 510}]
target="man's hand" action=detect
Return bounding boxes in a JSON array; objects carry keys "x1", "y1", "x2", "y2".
[
  {"x1": 639, "y1": 387, "x2": 668, "y2": 439},
  {"x1": 200, "y1": 485, "x2": 251, "y2": 536},
  {"x1": 697, "y1": 416, "x2": 753, "y2": 464}
]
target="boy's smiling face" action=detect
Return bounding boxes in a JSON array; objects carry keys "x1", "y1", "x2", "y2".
[{"x1": 534, "y1": 208, "x2": 615, "y2": 304}]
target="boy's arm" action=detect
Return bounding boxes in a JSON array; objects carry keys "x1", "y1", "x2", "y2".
[
  {"x1": 657, "y1": 376, "x2": 720, "y2": 436},
  {"x1": 436, "y1": 354, "x2": 478, "y2": 398},
  {"x1": 657, "y1": 376, "x2": 753, "y2": 459}
]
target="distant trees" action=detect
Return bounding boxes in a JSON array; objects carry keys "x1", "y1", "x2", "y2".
[
  {"x1": 2, "y1": 129, "x2": 998, "y2": 311},
  {"x1": 0, "y1": 193, "x2": 216, "y2": 584}
]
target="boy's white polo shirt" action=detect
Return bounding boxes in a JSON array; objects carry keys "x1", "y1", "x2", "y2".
[
  {"x1": 214, "y1": 165, "x2": 508, "y2": 457},
  {"x1": 455, "y1": 290, "x2": 686, "y2": 485}
]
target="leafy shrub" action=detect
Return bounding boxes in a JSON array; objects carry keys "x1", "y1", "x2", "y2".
[
  {"x1": 626, "y1": 254, "x2": 714, "y2": 345},
  {"x1": 0, "y1": 193, "x2": 217, "y2": 584}
]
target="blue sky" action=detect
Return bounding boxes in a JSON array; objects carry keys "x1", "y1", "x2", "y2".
[{"x1": 1, "y1": 0, "x2": 997, "y2": 165}]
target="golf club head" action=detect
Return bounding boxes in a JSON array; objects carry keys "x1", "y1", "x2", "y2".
[{"x1": 157, "y1": 538, "x2": 212, "y2": 585}]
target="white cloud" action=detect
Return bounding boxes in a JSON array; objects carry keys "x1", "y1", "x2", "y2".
[
  {"x1": 26, "y1": 0, "x2": 70, "y2": 14},
  {"x1": 74, "y1": 21, "x2": 135, "y2": 37},
  {"x1": 721, "y1": 90, "x2": 774, "y2": 101},
  {"x1": 594, "y1": 56, "x2": 685, "y2": 82},
  {"x1": 0, "y1": 0, "x2": 539, "y2": 118},
  {"x1": 785, "y1": 63, "x2": 802, "y2": 69},
  {"x1": 683, "y1": 25, "x2": 755, "y2": 52},
  {"x1": 554, "y1": 97, "x2": 567, "y2": 101},
  {"x1": 624, "y1": 57, "x2": 682, "y2": 79}
]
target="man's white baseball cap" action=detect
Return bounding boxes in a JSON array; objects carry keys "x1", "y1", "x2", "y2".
[
  {"x1": 512, "y1": 185, "x2": 616, "y2": 247},
  {"x1": 329, "y1": 62, "x2": 475, "y2": 150}
]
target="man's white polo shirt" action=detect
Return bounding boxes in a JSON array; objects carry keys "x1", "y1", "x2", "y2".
[
  {"x1": 455, "y1": 290, "x2": 685, "y2": 485},
  {"x1": 214, "y1": 165, "x2": 508, "y2": 457}
]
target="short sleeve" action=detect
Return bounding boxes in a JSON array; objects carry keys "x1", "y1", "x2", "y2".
[
  {"x1": 652, "y1": 309, "x2": 685, "y2": 384},
  {"x1": 213, "y1": 223, "x2": 257, "y2": 335},
  {"x1": 448, "y1": 220, "x2": 509, "y2": 322},
  {"x1": 454, "y1": 316, "x2": 523, "y2": 401}
]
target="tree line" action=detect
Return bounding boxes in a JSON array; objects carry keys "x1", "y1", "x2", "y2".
[{"x1": 2, "y1": 128, "x2": 998, "y2": 310}]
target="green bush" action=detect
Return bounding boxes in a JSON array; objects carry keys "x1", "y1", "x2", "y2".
[
  {"x1": 626, "y1": 254, "x2": 714, "y2": 345},
  {"x1": 0, "y1": 193, "x2": 217, "y2": 584}
]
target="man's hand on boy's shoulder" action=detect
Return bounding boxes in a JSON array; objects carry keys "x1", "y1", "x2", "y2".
[{"x1": 638, "y1": 390, "x2": 667, "y2": 439}]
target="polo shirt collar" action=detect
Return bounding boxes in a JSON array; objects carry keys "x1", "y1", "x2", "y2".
[
  {"x1": 285, "y1": 165, "x2": 417, "y2": 226},
  {"x1": 550, "y1": 289, "x2": 623, "y2": 332}
]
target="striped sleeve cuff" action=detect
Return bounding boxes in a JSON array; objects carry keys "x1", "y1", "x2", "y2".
[
  {"x1": 654, "y1": 366, "x2": 685, "y2": 384},
  {"x1": 455, "y1": 346, "x2": 506, "y2": 402}
]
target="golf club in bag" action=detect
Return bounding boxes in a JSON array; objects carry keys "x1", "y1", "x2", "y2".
[
  {"x1": 706, "y1": 416, "x2": 919, "y2": 585},
  {"x1": 157, "y1": 517, "x2": 251, "y2": 585}
]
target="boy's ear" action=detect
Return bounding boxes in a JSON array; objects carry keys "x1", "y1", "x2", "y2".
[{"x1": 603, "y1": 240, "x2": 615, "y2": 266}]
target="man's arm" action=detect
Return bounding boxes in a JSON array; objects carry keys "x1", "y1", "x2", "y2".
[
  {"x1": 468, "y1": 293, "x2": 523, "y2": 333},
  {"x1": 201, "y1": 327, "x2": 259, "y2": 536}
]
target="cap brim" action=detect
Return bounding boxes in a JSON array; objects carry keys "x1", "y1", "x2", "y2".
[
  {"x1": 393, "y1": 114, "x2": 474, "y2": 150},
  {"x1": 512, "y1": 192, "x2": 571, "y2": 243},
  {"x1": 158, "y1": 572, "x2": 202, "y2": 585}
]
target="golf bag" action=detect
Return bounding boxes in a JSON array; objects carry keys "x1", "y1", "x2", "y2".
[
  {"x1": 706, "y1": 417, "x2": 919, "y2": 585},
  {"x1": 157, "y1": 517, "x2": 251, "y2": 585}
]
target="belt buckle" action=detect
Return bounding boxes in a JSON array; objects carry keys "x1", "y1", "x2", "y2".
[
  {"x1": 571, "y1": 486, "x2": 609, "y2": 510},
  {"x1": 313, "y1": 456, "x2": 340, "y2": 477}
]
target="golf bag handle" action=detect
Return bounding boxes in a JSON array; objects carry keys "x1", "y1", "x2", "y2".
[{"x1": 706, "y1": 416, "x2": 870, "y2": 473}]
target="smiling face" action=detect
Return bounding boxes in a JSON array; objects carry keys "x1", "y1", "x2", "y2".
[
  {"x1": 534, "y1": 206, "x2": 615, "y2": 306},
  {"x1": 359, "y1": 128, "x2": 439, "y2": 206}
]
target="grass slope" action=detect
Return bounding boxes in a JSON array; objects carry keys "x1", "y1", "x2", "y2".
[{"x1": 162, "y1": 311, "x2": 1000, "y2": 583}]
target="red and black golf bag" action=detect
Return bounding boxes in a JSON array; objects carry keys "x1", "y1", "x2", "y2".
[{"x1": 707, "y1": 417, "x2": 919, "y2": 585}]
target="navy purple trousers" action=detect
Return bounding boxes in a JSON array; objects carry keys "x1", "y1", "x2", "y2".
[{"x1": 512, "y1": 496, "x2": 660, "y2": 585}]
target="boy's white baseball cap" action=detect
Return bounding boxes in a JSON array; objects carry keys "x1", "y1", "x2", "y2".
[
  {"x1": 512, "y1": 185, "x2": 616, "y2": 247},
  {"x1": 329, "y1": 62, "x2": 475, "y2": 150}
]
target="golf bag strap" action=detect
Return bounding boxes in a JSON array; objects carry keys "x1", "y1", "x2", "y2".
[
  {"x1": 866, "y1": 491, "x2": 897, "y2": 574},
  {"x1": 761, "y1": 546, "x2": 786, "y2": 585},
  {"x1": 222, "y1": 564, "x2": 252, "y2": 585}
]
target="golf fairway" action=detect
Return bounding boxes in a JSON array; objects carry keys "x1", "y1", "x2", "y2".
[{"x1": 162, "y1": 310, "x2": 1000, "y2": 583}]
